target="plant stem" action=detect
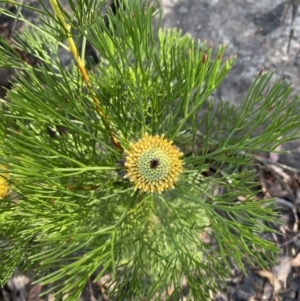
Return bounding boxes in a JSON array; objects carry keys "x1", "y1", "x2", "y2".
[{"x1": 48, "y1": 0, "x2": 122, "y2": 152}]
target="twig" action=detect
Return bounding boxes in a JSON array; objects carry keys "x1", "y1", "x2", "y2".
[
  {"x1": 280, "y1": 3, "x2": 289, "y2": 23},
  {"x1": 287, "y1": 0, "x2": 299, "y2": 53},
  {"x1": 9, "y1": 0, "x2": 24, "y2": 39},
  {"x1": 279, "y1": 232, "x2": 300, "y2": 247},
  {"x1": 256, "y1": 156, "x2": 294, "y2": 200},
  {"x1": 276, "y1": 198, "x2": 299, "y2": 232},
  {"x1": 87, "y1": 279, "x2": 98, "y2": 301},
  {"x1": 254, "y1": 155, "x2": 300, "y2": 175},
  {"x1": 276, "y1": 198, "x2": 294, "y2": 210},
  {"x1": 48, "y1": 0, "x2": 122, "y2": 152}
]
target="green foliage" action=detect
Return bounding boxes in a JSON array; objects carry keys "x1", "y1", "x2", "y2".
[{"x1": 0, "y1": 0, "x2": 299, "y2": 300}]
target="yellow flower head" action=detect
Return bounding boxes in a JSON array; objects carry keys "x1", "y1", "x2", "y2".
[
  {"x1": 124, "y1": 133, "x2": 183, "y2": 193},
  {"x1": 0, "y1": 165, "x2": 9, "y2": 199}
]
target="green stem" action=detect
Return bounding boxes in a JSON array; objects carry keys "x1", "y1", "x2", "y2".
[{"x1": 48, "y1": 0, "x2": 123, "y2": 152}]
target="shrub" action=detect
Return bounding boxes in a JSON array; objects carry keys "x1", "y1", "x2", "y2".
[{"x1": 0, "y1": 0, "x2": 299, "y2": 300}]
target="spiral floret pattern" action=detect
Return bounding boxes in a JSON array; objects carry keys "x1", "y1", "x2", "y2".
[{"x1": 124, "y1": 134, "x2": 183, "y2": 193}]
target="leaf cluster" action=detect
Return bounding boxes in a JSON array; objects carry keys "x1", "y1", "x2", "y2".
[{"x1": 0, "y1": 0, "x2": 299, "y2": 300}]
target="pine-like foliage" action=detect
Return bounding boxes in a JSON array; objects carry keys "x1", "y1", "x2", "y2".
[{"x1": 0, "y1": 0, "x2": 299, "y2": 300}]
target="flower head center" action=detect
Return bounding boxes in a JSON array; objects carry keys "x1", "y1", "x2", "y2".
[
  {"x1": 124, "y1": 133, "x2": 183, "y2": 193},
  {"x1": 150, "y1": 158, "x2": 160, "y2": 169},
  {"x1": 137, "y1": 148, "x2": 170, "y2": 181}
]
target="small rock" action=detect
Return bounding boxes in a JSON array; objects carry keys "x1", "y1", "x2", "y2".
[
  {"x1": 178, "y1": 6, "x2": 189, "y2": 14},
  {"x1": 261, "y1": 281, "x2": 273, "y2": 300},
  {"x1": 6, "y1": 275, "x2": 30, "y2": 301}
]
